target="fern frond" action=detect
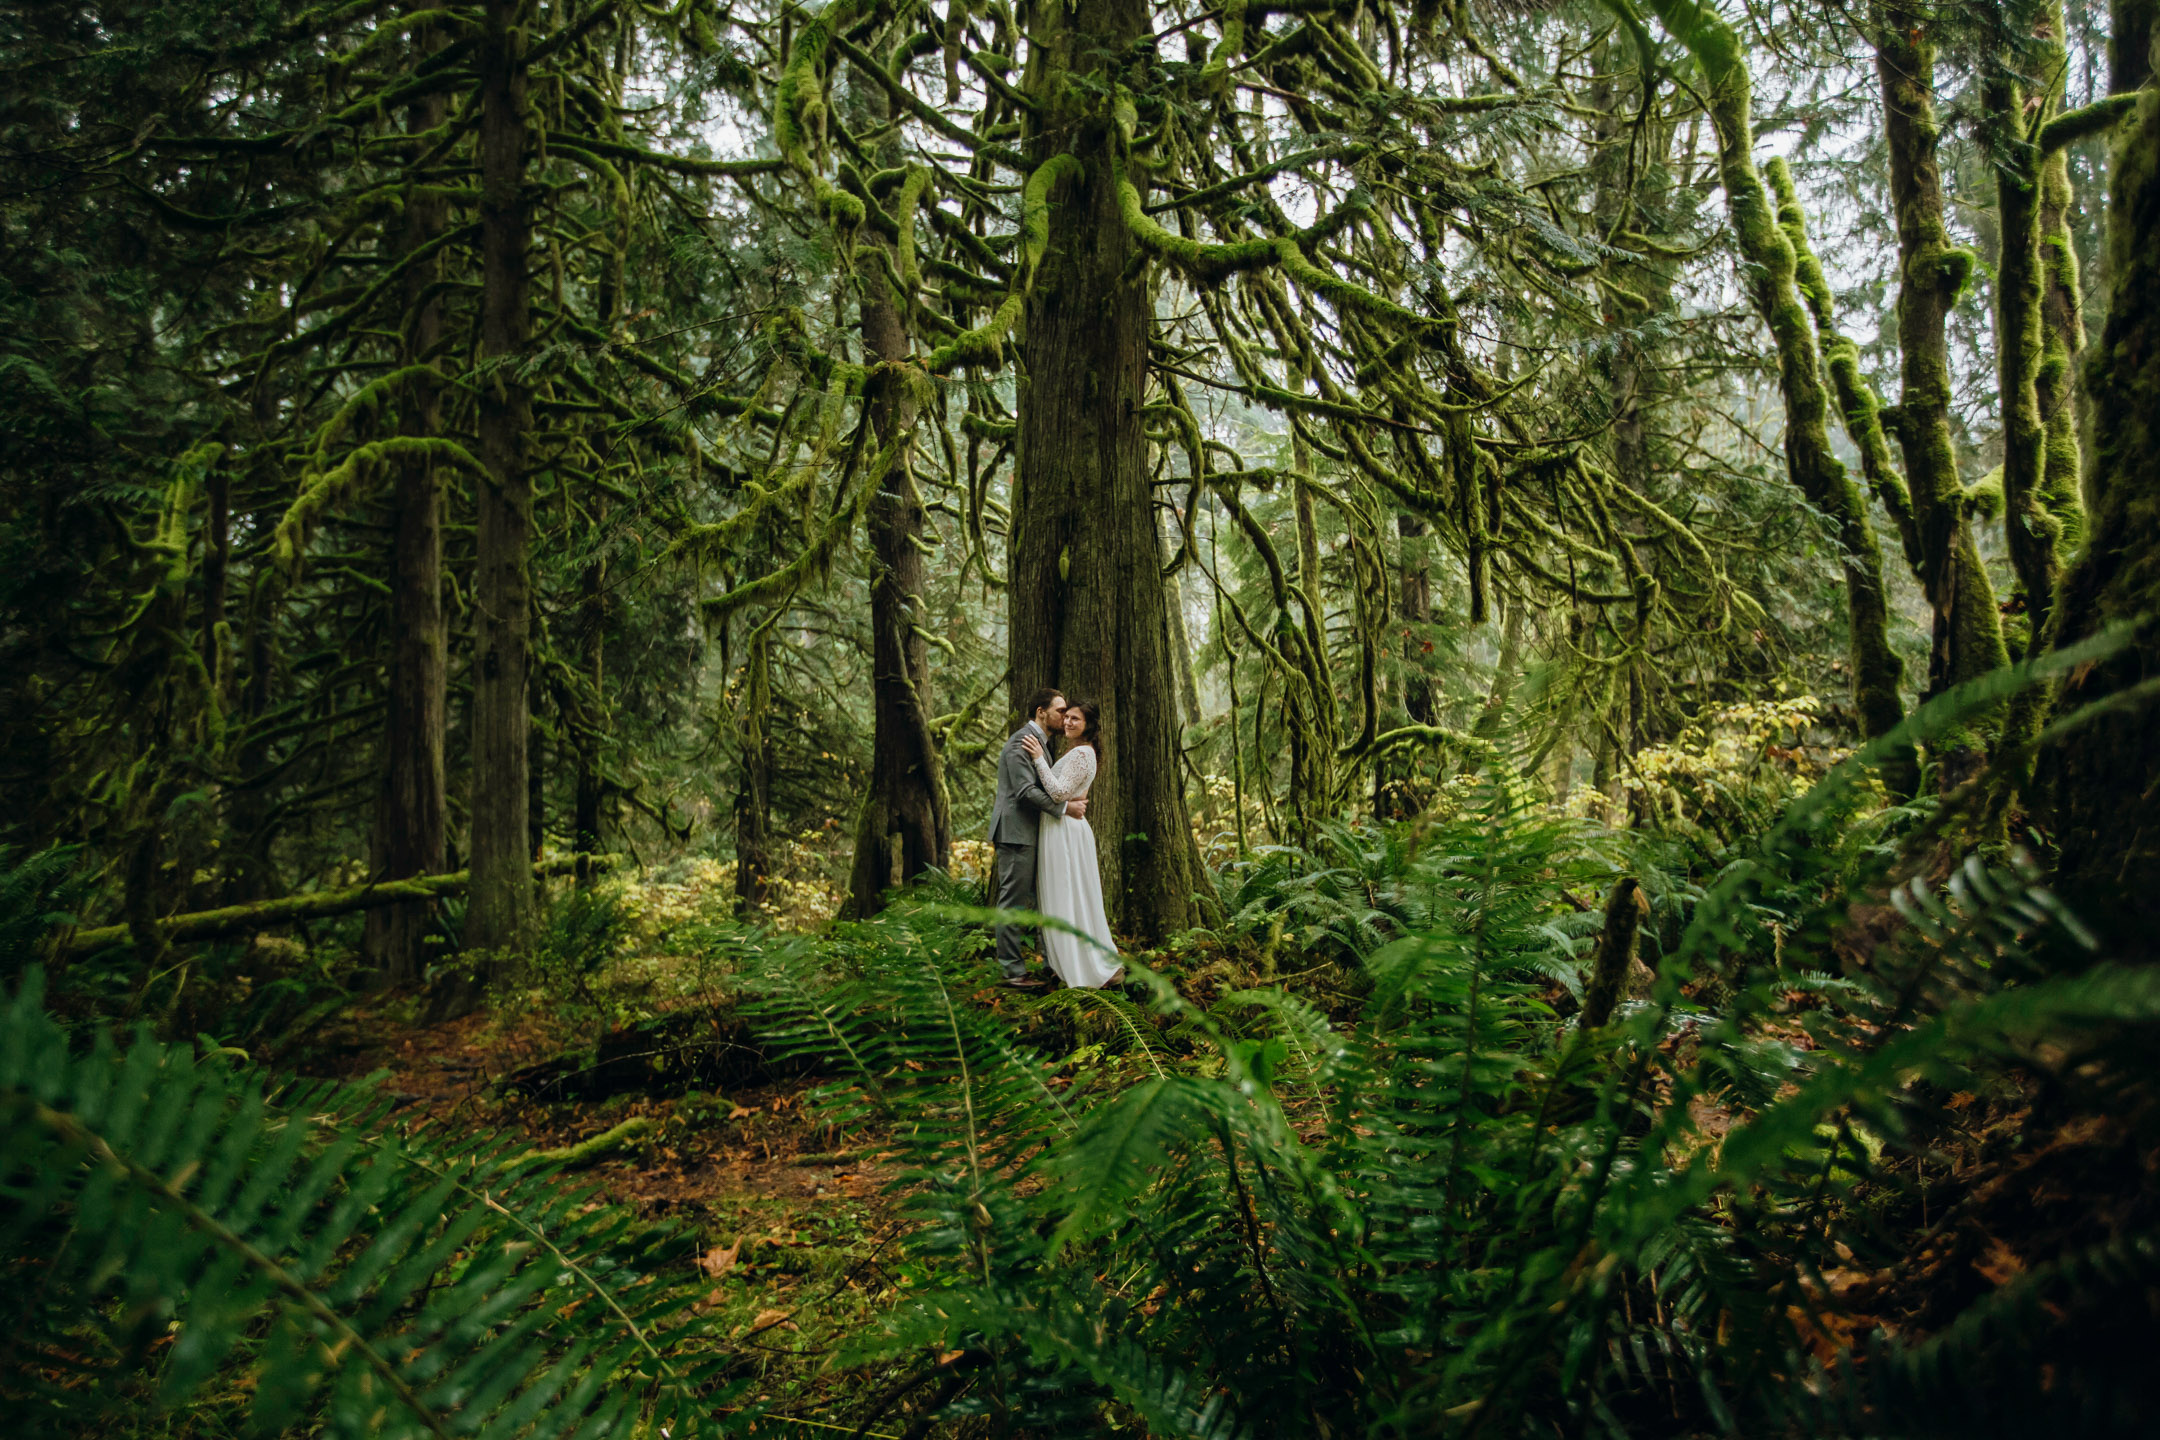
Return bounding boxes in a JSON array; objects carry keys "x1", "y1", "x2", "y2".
[{"x1": 0, "y1": 970, "x2": 738, "y2": 1440}]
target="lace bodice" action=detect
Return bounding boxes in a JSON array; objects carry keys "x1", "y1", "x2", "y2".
[{"x1": 1032, "y1": 743, "x2": 1097, "y2": 803}]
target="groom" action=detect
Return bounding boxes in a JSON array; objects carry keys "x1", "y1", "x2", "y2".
[{"x1": 987, "y1": 687, "x2": 1087, "y2": 990}]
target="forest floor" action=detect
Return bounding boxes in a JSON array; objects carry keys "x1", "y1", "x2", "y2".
[
  {"x1": 297, "y1": 994, "x2": 917, "y2": 1437},
  {"x1": 257, "y1": 852, "x2": 2160, "y2": 1438}
]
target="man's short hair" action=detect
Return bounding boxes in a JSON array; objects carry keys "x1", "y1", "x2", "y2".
[{"x1": 1024, "y1": 687, "x2": 1064, "y2": 720}]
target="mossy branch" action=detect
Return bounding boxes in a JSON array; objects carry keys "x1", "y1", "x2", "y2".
[
  {"x1": 274, "y1": 436, "x2": 487, "y2": 571},
  {"x1": 2038, "y1": 92, "x2": 2139, "y2": 153}
]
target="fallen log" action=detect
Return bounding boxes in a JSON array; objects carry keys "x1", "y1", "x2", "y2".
[
  {"x1": 496, "y1": 1005, "x2": 804, "y2": 1101},
  {"x1": 60, "y1": 856, "x2": 601, "y2": 956}
]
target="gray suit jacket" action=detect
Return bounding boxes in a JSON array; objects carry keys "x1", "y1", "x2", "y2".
[{"x1": 987, "y1": 720, "x2": 1062, "y2": 846}]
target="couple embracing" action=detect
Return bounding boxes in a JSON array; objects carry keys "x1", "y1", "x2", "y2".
[{"x1": 985, "y1": 688, "x2": 1123, "y2": 992}]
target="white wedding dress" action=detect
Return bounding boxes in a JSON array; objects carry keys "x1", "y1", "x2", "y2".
[{"x1": 1029, "y1": 744, "x2": 1123, "y2": 988}]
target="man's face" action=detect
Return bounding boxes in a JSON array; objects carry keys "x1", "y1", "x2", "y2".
[{"x1": 1037, "y1": 695, "x2": 1068, "y2": 733}]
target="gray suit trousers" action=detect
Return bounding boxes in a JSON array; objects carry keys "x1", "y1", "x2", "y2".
[{"x1": 993, "y1": 841, "x2": 1038, "y2": 978}]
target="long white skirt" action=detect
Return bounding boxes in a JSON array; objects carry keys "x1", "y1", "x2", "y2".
[{"x1": 1036, "y1": 813, "x2": 1122, "y2": 988}]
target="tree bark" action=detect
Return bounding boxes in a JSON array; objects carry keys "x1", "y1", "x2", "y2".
[
  {"x1": 1580, "y1": 877, "x2": 1650, "y2": 1029},
  {"x1": 366, "y1": 16, "x2": 450, "y2": 983},
  {"x1": 734, "y1": 617, "x2": 776, "y2": 916},
  {"x1": 2040, "y1": 0, "x2": 2160, "y2": 941},
  {"x1": 201, "y1": 465, "x2": 229, "y2": 693},
  {"x1": 1871, "y1": 13, "x2": 2011, "y2": 722},
  {"x1": 1284, "y1": 422, "x2": 1336, "y2": 843},
  {"x1": 1989, "y1": 66, "x2": 2062, "y2": 652},
  {"x1": 1397, "y1": 515, "x2": 1434, "y2": 728},
  {"x1": 572, "y1": 547, "x2": 606, "y2": 888},
  {"x1": 845, "y1": 129, "x2": 949, "y2": 919},
  {"x1": 2035, "y1": 1, "x2": 2090, "y2": 576},
  {"x1": 466, "y1": 0, "x2": 536, "y2": 955},
  {"x1": 1013, "y1": 0, "x2": 1208, "y2": 940},
  {"x1": 1377, "y1": 512, "x2": 1433, "y2": 819}
]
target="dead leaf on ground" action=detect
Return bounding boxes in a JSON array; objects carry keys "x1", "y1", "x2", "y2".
[
  {"x1": 1687, "y1": 1094, "x2": 1735, "y2": 1139},
  {"x1": 699, "y1": 1239, "x2": 743, "y2": 1278},
  {"x1": 750, "y1": 1307, "x2": 801, "y2": 1333},
  {"x1": 1973, "y1": 1236, "x2": 2025, "y2": 1287}
]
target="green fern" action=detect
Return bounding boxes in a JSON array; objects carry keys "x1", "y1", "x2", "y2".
[
  {"x1": 716, "y1": 642, "x2": 2160, "y2": 1437},
  {"x1": 0, "y1": 969, "x2": 741, "y2": 1440},
  {"x1": 0, "y1": 845, "x2": 82, "y2": 978}
]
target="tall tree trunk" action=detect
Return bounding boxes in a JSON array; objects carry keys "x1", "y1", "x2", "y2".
[
  {"x1": 2040, "y1": 0, "x2": 2160, "y2": 939},
  {"x1": 1641, "y1": 0, "x2": 1911, "y2": 785},
  {"x1": 467, "y1": 0, "x2": 535, "y2": 955},
  {"x1": 1376, "y1": 512, "x2": 1433, "y2": 819},
  {"x1": 1013, "y1": 0, "x2": 1208, "y2": 940},
  {"x1": 528, "y1": 710, "x2": 546, "y2": 864},
  {"x1": 366, "y1": 22, "x2": 450, "y2": 983},
  {"x1": 845, "y1": 107, "x2": 949, "y2": 919},
  {"x1": 734, "y1": 617, "x2": 775, "y2": 916},
  {"x1": 2035, "y1": 1, "x2": 2090, "y2": 570},
  {"x1": 572, "y1": 547, "x2": 605, "y2": 888},
  {"x1": 1471, "y1": 599, "x2": 1526, "y2": 745},
  {"x1": 1164, "y1": 523, "x2": 1202, "y2": 730},
  {"x1": 201, "y1": 466, "x2": 229, "y2": 693},
  {"x1": 1872, "y1": 11, "x2": 2010, "y2": 729},
  {"x1": 1284, "y1": 421, "x2": 1336, "y2": 843},
  {"x1": 1989, "y1": 65, "x2": 2061, "y2": 652},
  {"x1": 1397, "y1": 515, "x2": 1434, "y2": 728}
]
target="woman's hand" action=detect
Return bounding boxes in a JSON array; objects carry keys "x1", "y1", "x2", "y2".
[{"x1": 1020, "y1": 734, "x2": 1043, "y2": 759}]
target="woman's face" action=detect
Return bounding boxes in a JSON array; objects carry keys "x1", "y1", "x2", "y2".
[{"x1": 1062, "y1": 709, "x2": 1086, "y2": 739}]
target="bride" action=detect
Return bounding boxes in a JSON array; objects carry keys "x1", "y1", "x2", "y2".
[{"x1": 1019, "y1": 700, "x2": 1124, "y2": 988}]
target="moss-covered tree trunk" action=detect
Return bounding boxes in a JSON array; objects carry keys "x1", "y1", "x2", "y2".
[
  {"x1": 1989, "y1": 69, "x2": 2062, "y2": 651},
  {"x1": 1376, "y1": 512, "x2": 1433, "y2": 818},
  {"x1": 1640, "y1": 0, "x2": 1909, "y2": 781},
  {"x1": 1164, "y1": 531, "x2": 1202, "y2": 734},
  {"x1": 1284, "y1": 423, "x2": 1336, "y2": 844},
  {"x1": 734, "y1": 615, "x2": 775, "y2": 916},
  {"x1": 466, "y1": 0, "x2": 536, "y2": 955},
  {"x1": 1013, "y1": 0, "x2": 1207, "y2": 939},
  {"x1": 1397, "y1": 515, "x2": 1434, "y2": 729},
  {"x1": 1870, "y1": 14, "x2": 2008, "y2": 718},
  {"x1": 365, "y1": 20, "x2": 450, "y2": 984},
  {"x1": 2040, "y1": 0, "x2": 2160, "y2": 936},
  {"x1": 2036, "y1": 4, "x2": 2091, "y2": 573},
  {"x1": 845, "y1": 97, "x2": 949, "y2": 920}
]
